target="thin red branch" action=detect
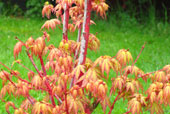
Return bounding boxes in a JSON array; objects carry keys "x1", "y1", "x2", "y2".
[
  {"x1": 17, "y1": 62, "x2": 33, "y2": 72},
  {"x1": 15, "y1": 37, "x2": 25, "y2": 46},
  {"x1": 0, "y1": 62, "x2": 12, "y2": 72},
  {"x1": 132, "y1": 43, "x2": 146, "y2": 66},
  {"x1": 137, "y1": 69, "x2": 163, "y2": 80},
  {"x1": 39, "y1": 55, "x2": 47, "y2": 76},
  {"x1": 27, "y1": 96, "x2": 35, "y2": 105},
  {"x1": 108, "y1": 88, "x2": 125, "y2": 114},
  {"x1": 26, "y1": 50, "x2": 43, "y2": 78},
  {"x1": 54, "y1": 94, "x2": 63, "y2": 104},
  {"x1": 14, "y1": 75, "x2": 31, "y2": 84},
  {"x1": 0, "y1": 63, "x2": 31, "y2": 85},
  {"x1": 124, "y1": 110, "x2": 131, "y2": 114},
  {"x1": 64, "y1": 81, "x2": 69, "y2": 114},
  {"x1": 44, "y1": 80, "x2": 56, "y2": 106}
]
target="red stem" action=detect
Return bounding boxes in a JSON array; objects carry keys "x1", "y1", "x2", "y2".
[
  {"x1": 108, "y1": 89, "x2": 125, "y2": 114},
  {"x1": 44, "y1": 80, "x2": 56, "y2": 107},
  {"x1": 26, "y1": 51, "x2": 55, "y2": 106},
  {"x1": 27, "y1": 96, "x2": 35, "y2": 105},
  {"x1": 0, "y1": 63, "x2": 31, "y2": 85},
  {"x1": 63, "y1": 3, "x2": 69, "y2": 40},
  {"x1": 0, "y1": 62, "x2": 12, "y2": 72},
  {"x1": 132, "y1": 43, "x2": 146, "y2": 66},
  {"x1": 64, "y1": 81, "x2": 69, "y2": 114},
  {"x1": 17, "y1": 62, "x2": 33, "y2": 72},
  {"x1": 54, "y1": 94, "x2": 62, "y2": 104},
  {"x1": 137, "y1": 69, "x2": 163, "y2": 79},
  {"x1": 78, "y1": 0, "x2": 92, "y2": 65},
  {"x1": 26, "y1": 50, "x2": 43, "y2": 78},
  {"x1": 39, "y1": 55, "x2": 47, "y2": 76}
]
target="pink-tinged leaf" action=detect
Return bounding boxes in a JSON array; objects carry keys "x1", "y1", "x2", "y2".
[{"x1": 14, "y1": 42, "x2": 24, "y2": 59}]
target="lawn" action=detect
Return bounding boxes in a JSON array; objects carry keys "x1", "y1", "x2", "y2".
[{"x1": 0, "y1": 15, "x2": 170, "y2": 113}]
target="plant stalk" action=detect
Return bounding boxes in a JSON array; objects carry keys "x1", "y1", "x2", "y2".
[
  {"x1": 39, "y1": 55, "x2": 47, "y2": 76},
  {"x1": 108, "y1": 88, "x2": 125, "y2": 114},
  {"x1": 78, "y1": 0, "x2": 92, "y2": 65},
  {"x1": 63, "y1": 3, "x2": 69, "y2": 41}
]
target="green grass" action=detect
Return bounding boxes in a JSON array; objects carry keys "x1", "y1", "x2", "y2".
[{"x1": 0, "y1": 15, "x2": 170, "y2": 114}]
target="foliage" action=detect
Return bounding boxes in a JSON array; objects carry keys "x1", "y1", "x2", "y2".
[
  {"x1": 25, "y1": 0, "x2": 47, "y2": 18},
  {"x1": 0, "y1": 0, "x2": 170, "y2": 114},
  {"x1": 0, "y1": 1, "x2": 23, "y2": 16}
]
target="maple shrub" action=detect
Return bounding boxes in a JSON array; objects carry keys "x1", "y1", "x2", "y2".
[{"x1": 0, "y1": 0, "x2": 169, "y2": 114}]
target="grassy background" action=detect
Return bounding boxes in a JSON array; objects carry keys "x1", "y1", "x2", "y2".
[{"x1": 0, "y1": 14, "x2": 170, "y2": 113}]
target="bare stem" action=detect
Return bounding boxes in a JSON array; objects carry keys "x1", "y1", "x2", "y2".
[
  {"x1": 137, "y1": 69, "x2": 163, "y2": 80},
  {"x1": 78, "y1": 0, "x2": 92, "y2": 65},
  {"x1": 54, "y1": 94, "x2": 63, "y2": 104},
  {"x1": 0, "y1": 62, "x2": 12, "y2": 72},
  {"x1": 44, "y1": 80, "x2": 56, "y2": 107},
  {"x1": 39, "y1": 55, "x2": 47, "y2": 76},
  {"x1": 64, "y1": 81, "x2": 69, "y2": 114},
  {"x1": 132, "y1": 43, "x2": 146, "y2": 66},
  {"x1": 17, "y1": 62, "x2": 33, "y2": 72},
  {"x1": 26, "y1": 50, "x2": 43, "y2": 78},
  {"x1": 108, "y1": 88, "x2": 125, "y2": 114},
  {"x1": 27, "y1": 96, "x2": 35, "y2": 105},
  {"x1": 74, "y1": 25, "x2": 82, "y2": 60},
  {"x1": 63, "y1": 3, "x2": 69, "y2": 40}
]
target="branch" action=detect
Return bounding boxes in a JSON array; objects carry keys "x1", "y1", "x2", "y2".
[
  {"x1": 44, "y1": 80, "x2": 56, "y2": 106},
  {"x1": 54, "y1": 94, "x2": 63, "y2": 104},
  {"x1": 64, "y1": 81, "x2": 69, "y2": 114},
  {"x1": 137, "y1": 69, "x2": 163, "y2": 80},
  {"x1": 0, "y1": 62, "x2": 12, "y2": 72},
  {"x1": 74, "y1": 24, "x2": 82, "y2": 60},
  {"x1": 27, "y1": 96, "x2": 35, "y2": 105},
  {"x1": 78, "y1": 0, "x2": 92, "y2": 65},
  {"x1": 16, "y1": 62, "x2": 33, "y2": 72},
  {"x1": 108, "y1": 88, "x2": 125, "y2": 114},
  {"x1": 39, "y1": 55, "x2": 47, "y2": 76},
  {"x1": 0, "y1": 63, "x2": 31, "y2": 85},
  {"x1": 63, "y1": 3, "x2": 69, "y2": 40},
  {"x1": 26, "y1": 50, "x2": 43, "y2": 78},
  {"x1": 132, "y1": 43, "x2": 146, "y2": 66}
]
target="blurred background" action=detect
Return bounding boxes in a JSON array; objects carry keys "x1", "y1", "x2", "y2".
[{"x1": 0, "y1": 0, "x2": 169, "y2": 22}]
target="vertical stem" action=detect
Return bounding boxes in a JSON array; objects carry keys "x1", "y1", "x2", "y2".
[
  {"x1": 39, "y1": 55, "x2": 47, "y2": 76},
  {"x1": 78, "y1": 0, "x2": 92, "y2": 65},
  {"x1": 64, "y1": 81, "x2": 69, "y2": 114},
  {"x1": 63, "y1": 3, "x2": 69, "y2": 40},
  {"x1": 74, "y1": 25, "x2": 82, "y2": 60},
  {"x1": 44, "y1": 80, "x2": 56, "y2": 106}
]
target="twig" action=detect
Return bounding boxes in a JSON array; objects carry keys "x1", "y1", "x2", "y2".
[
  {"x1": 27, "y1": 96, "x2": 35, "y2": 105},
  {"x1": 54, "y1": 94, "x2": 63, "y2": 104},
  {"x1": 0, "y1": 62, "x2": 12, "y2": 72},
  {"x1": 132, "y1": 43, "x2": 146, "y2": 66},
  {"x1": 124, "y1": 110, "x2": 131, "y2": 114},
  {"x1": 26, "y1": 50, "x2": 43, "y2": 78},
  {"x1": 137, "y1": 69, "x2": 163, "y2": 80},
  {"x1": 108, "y1": 88, "x2": 125, "y2": 114},
  {"x1": 16, "y1": 62, "x2": 33, "y2": 72},
  {"x1": 39, "y1": 55, "x2": 47, "y2": 76},
  {"x1": 64, "y1": 81, "x2": 69, "y2": 114}
]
